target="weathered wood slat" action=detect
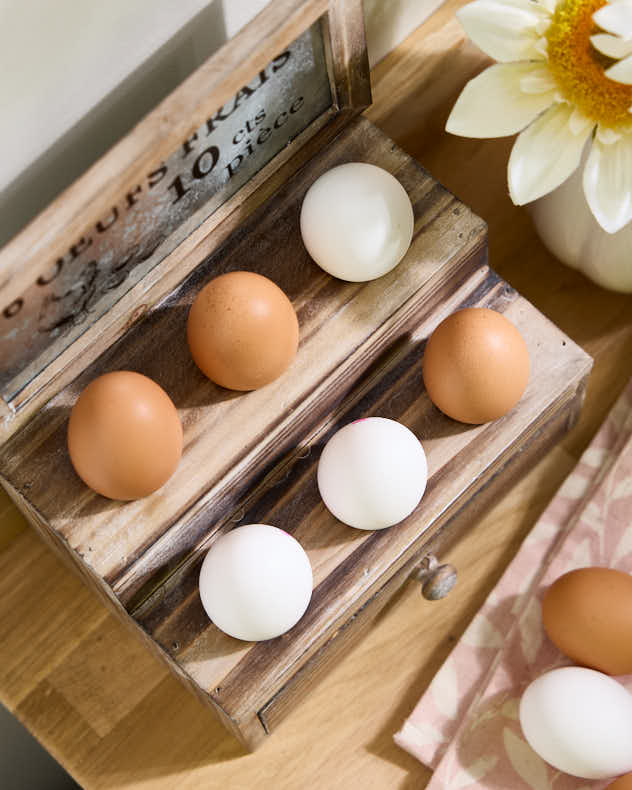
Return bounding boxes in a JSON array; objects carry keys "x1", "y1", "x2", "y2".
[
  {"x1": 257, "y1": 364, "x2": 588, "y2": 737},
  {"x1": 0, "y1": 0, "x2": 328, "y2": 305},
  {"x1": 124, "y1": 271, "x2": 589, "y2": 749},
  {"x1": 0, "y1": 118, "x2": 486, "y2": 594},
  {"x1": 0, "y1": 117, "x2": 591, "y2": 750},
  {"x1": 0, "y1": 0, "x2": 371, "y2": 442}
]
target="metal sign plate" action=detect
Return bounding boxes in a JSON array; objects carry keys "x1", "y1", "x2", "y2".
[{"x1": 0, "y1": 22, "x2": 332, "y2": 401}]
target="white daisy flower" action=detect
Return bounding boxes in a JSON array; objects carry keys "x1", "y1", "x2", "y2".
[{"x1": 446, "y1": 0, "x2": 632, "y2": 233}]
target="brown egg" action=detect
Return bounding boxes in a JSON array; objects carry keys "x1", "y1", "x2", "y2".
[
  {"x1": 422, "y1": 307, "x2": 530, "y2": 424},
  {"x1": 542, "y1": 567, "x2": 632, "y2": 675},
  {"x1": 187, "y1": 271, "x2": 299, "y2": 390},
  {"x1": 607, "y1": 773, "x2": 632, "y2": 790},
  {"x1": 68, "y1": 371, "x2": 183, "y2": 500}
]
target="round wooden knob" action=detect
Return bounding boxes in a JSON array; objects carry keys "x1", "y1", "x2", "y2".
[{"x1": 411, "y1": 554, "x2": 458, "y2": 600}]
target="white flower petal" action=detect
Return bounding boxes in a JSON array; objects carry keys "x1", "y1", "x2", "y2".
[
  {"x1": 446, "y1": 63, "x2": 556, "y2": 138},
  {"x1": 535, "y1": 36, "x2": 549, "y2": 58},
  {"x1": 457, "y1": 0, "x2": 549, "y2": 62},
  {"x1": 538, "y1": 0, "x2": 557, "y2": 13},
  {"x1": 569, "y1": 107, "x2": 593, "y2": 135},
  {"x1": 508, "y1": 103, "x2": 594, "y2": 203},
  {"x1": 591, "y1": 32, "x2": 632, "y2": 58},
  {"x1": 605, "y1": 53, "x2": 632, "y2": 83},
  {"x1": 583, "y1": 135, "x2": 632, "y2": 232},
  {"x1": 593, "y1": 0, "x2": 632, "y2": 38},
  {"x1": 520, "y1": 65, "x2": 557, "y2": 93},
  {"x1": 535, "y1": 19, "x2": 552, "y2": 34},
  {"x1": 597, "y1": 125, "x2": 622, "y2": 143}
]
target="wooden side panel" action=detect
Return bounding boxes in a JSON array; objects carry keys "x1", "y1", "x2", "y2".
[
  {"x1": 130, "y1": 271, "x2": 591, "y2": 744},
  {"x1": 327, "y1": 0, "x2": 372, "y2": 110},
  {"x1": 258, "y1": 367, "x2": 587, "y2": 740},
  {"x1": 258, "y1": 543, "x2": 433, "y2": 738}
]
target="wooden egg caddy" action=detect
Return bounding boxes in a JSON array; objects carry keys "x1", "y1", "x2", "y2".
[{"x1": 0, "y1": 0, "x2": 592, "y2": 750}]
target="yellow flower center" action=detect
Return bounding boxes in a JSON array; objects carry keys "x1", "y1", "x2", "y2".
[{"x1": 546, "y1": 0, "x2": 632, "y2": 127}]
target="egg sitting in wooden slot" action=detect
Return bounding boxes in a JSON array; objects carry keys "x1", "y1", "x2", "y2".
[
  {"x1": 422, "y1": 307, "x2": 530, "y2": 424},
  {"x1": 300, "y1": 162, "x2": 414, "y2": 282},
  {"x1": 199, "y1": 524, "x2": 313, "y2": 641},
  {"x1": 187, "y1": 271, "x2": 299, "y2": 391},
  {"x1": 67, "y1": 371, "x2": 183, "y2": 500},
  {"x1": 317, "y1": 417, "x2": 428, "y2": 530}
]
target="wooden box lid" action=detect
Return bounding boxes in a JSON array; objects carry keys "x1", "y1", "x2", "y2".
[
  {"x1": 0, "y1": 0, "x2": 593, "y2": 752},
  {"x1": 0, "y1": 0, "x2": 370, "y2": 441}
]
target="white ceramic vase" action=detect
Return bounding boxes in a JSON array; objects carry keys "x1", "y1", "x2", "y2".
[{"x1": 528, "y1": 152, "x2": 632, "y2": 294}]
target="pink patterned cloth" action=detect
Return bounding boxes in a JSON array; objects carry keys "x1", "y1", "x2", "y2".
[{"x1": 395, "y1": 378, "x2": 632, "y2": 789}]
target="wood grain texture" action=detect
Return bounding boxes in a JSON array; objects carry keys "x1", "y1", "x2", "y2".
[
  {"x1": 0, "y1": 117, "x2": 485, "y2": 595},
  {"x1": 0, "y1": 115, "x2": 525, "y2": 748},
  {"x1": 0, "y1": 1, "x2": 629, "y2": 786},
  {"x1": 123, "y1": 266, "x2": 590, "y2": 751},
  {"x1": 0, "y1": 0, "x2": 370, "y2": 442},
  {"x1": 259, "y1": 376, "x2": 584, "y2": 735},
  {"x1": 0, "y1": 151, "x2": 590, "y2": 750},
  {"x1": 0, "y1": 0, "x2": 326, "y2": 302}
]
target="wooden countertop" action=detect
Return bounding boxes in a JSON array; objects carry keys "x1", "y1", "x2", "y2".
[{"x1": 1, "y1": 3, "x2": 631, "y2": 787}]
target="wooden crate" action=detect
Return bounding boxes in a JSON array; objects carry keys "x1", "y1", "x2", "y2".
[
  {"x1": 0, "y1": 115, "x2": 591, "y2": 747},
  {"x1": 0, "y1": 0, "x2": 591, "y2": 750}
]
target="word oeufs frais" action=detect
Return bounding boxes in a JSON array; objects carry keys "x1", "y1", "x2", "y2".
[{"x1": 2, "y1": 51, "x2": 301, "y2": 332}]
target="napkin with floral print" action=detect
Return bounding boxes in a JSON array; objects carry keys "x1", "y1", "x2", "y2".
[{"x1": 395, "y1": 378, "x2": 632, "y2": 789}]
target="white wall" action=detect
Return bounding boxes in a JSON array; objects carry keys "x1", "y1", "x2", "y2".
[{"x1": 0, "y1": 0, "x2": 440, "y2": 247}]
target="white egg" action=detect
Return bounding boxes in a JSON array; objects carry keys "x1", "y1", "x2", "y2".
[
  {"x1": 300, "y1": 162, "x2": 414, "y2": 282},
  {"x1": 519, "y1": 667, "x2": 632, "y2": 779},
  {"x1": 317, "y1": 417, "x2": 427, "y2": 530},
  {"x1": 198, "y1": 524, "x2": 313, "y2": 641}
]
